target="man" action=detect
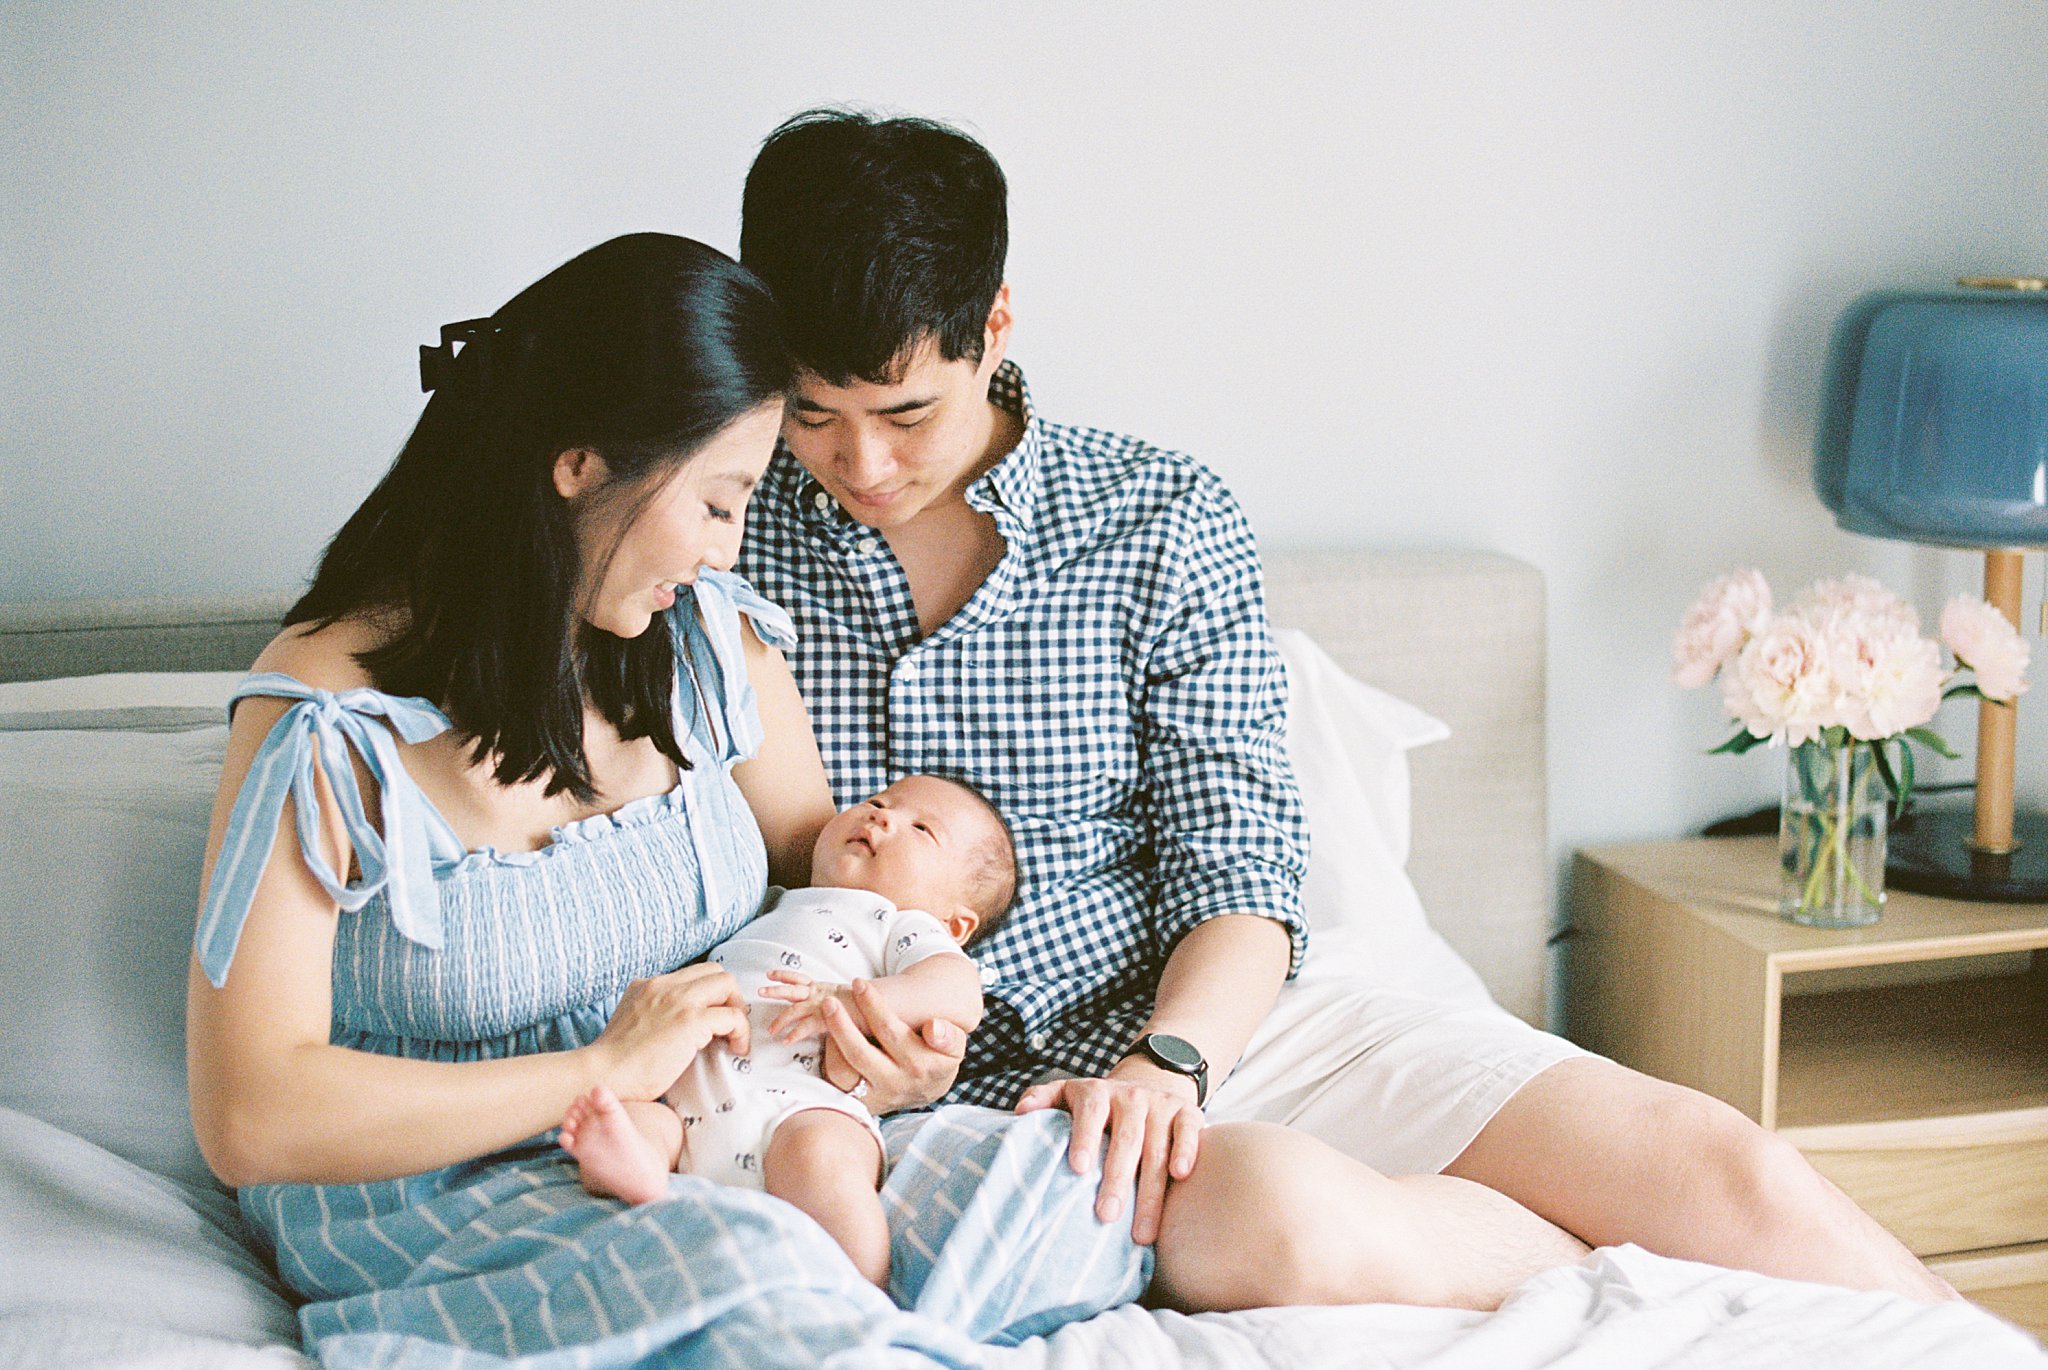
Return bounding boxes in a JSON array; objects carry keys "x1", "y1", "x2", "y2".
[{"x1": 734, "y1": 108, "x2": 1947, "y2": 1300}]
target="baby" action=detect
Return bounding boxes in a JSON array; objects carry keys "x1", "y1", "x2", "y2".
[{"x1": 558, "y1": 773, "x2": 1015, "y2": 1287}]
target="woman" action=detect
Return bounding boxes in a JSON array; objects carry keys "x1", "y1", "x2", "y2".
[{"x1": 187, "y1": 234, "x2": 1580, "y2": 1368}]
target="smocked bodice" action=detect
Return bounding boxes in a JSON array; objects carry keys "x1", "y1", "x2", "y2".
[{"x1": 192, "y1": 570, "x2": 789, "y2": 1062}]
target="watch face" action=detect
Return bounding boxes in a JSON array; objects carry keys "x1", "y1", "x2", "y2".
[{"x1": 1146, "y1": 1034, "x2": 1203, "y2": 1071}]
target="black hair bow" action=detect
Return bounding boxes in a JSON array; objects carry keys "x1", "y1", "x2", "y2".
[{"x1": 419, "y1": 318, "x2": 503, "y2": 393}]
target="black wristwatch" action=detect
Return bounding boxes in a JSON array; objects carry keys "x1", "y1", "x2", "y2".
[{"x1": 1128, "y1": 1032, "x2": 1209, "y2": 1107}]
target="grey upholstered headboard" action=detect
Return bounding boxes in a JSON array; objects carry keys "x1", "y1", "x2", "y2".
[
  {"x1": 0, "y1": 594, "x2": 288, "y2": 684},
  {"x1": 0, "y1": 549, "x2": 1549, "y2": 1023},
  {"x1": 1262, "y1": 551, "x2": 1547, "y2": 1024}
]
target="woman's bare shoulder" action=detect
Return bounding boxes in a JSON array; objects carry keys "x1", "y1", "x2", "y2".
[{"x1": 247, "y1": 615, "x2": 388, "y2": 694}]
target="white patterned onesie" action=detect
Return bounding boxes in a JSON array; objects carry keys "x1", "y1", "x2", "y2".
[{"x1": 665, "y1": 885, "x2": 966, "y2": 1188}]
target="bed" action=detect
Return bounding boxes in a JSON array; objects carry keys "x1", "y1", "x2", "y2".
[{"x1": 0, "y1": 549, "x2": 2039, "y2": 1369}]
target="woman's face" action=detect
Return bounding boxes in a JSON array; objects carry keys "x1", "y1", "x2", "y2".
[{"x1": 575, "y1": 399, "x2": 784, "y2": 640}]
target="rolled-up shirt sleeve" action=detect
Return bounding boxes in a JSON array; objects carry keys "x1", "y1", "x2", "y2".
[{"x1": 1136, "y1": 477, "x2": 1310, "y2": 975}]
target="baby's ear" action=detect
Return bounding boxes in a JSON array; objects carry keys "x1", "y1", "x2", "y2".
[{"x1": 944, "y1": 906, "x2": 980, "y2": 947}]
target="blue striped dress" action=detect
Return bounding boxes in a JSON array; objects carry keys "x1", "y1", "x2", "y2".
[{"x1": 193, "y1": 571, "x2": 1148, "y2": 1369}]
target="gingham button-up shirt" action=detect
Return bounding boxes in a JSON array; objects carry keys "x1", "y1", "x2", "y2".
[{"x1": 738, "y1": 362, "x2": 1308, "y2": 1107}]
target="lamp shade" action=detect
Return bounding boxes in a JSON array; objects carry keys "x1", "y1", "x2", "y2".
[{"x1": 1815, "y1": 283, "x2": 2048, "y2": 550}]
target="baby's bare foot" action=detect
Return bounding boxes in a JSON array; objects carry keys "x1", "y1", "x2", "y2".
[{"x1": 559, "y1": 1086, "x2": 671, "y2": 1205}]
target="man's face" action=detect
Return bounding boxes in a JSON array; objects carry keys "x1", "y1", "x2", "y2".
[{"x1": 782, "y1": 333, "x2": 1004, "y2": 532}]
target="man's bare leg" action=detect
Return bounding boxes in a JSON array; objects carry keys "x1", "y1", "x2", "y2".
[
  {"x1": 1148, "y1": 1121, "x2": 1588, "y2": 1312},
  {"x1": 1442, "y1": 1057, "x2": 1953, "y2": 1300}
]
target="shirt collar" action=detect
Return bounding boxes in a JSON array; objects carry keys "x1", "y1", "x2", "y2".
[
  {"x1": 785, "y1": 457, "x2": 846, "y2": 536},
  {"x1": 779, "y1": 359, "x2": 1048, "y2": 540},
  {"x1": 968, "y1": 360, "x2": 1044, "y2": 536}
]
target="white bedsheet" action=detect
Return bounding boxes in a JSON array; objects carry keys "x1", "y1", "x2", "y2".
[
  {"x1": 7, "y1": 1107, "x2": 2041, "y2": 1370},
  {"x1": 999, "y1": 1248, "x2": 2047, "y2": 1369},
  {"x1": 0, "y1": 1315, "x2": 315, "y2": 1370}
]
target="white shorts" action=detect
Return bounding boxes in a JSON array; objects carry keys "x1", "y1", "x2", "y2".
[
  {"x1": 1205, "y1": 974, "x2": 1592, "y2": 1176},
  {"x1": 667, "y1": 1064, "x2": 882, "y2": 1190}
]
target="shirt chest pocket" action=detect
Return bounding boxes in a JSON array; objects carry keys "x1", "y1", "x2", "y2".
[{"x1": 921, "y1": 645, "x2": 1139, "y2": 815}]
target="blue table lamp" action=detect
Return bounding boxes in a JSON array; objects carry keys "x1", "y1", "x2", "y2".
[{"x1": 1816, "y1": 276, "x2": 2048, "y2": 899}]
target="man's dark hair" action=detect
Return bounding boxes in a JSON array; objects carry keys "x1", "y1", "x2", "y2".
[
  {"x1": 287, "y1": 233, "x2": 791, "y2": 803},
  {"x1": 740, "y1": 108, "x2": 1008, "y2": 386}
]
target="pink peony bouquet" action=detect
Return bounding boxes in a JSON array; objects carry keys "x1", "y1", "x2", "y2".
[{"x1": 1673, "y1": 570, "x2": 2029, "y2": 804}]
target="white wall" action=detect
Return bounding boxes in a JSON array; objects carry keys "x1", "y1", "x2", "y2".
[{"x1": 8, "y1": 2, "x2": 2048, "y2": 870}]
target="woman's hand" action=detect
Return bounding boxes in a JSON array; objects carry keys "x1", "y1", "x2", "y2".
[
  {"x1": 1015, "y1": 1060, "x2": 1204, "y2": 1246},
  {"x1": 589, "y1": 963, "x2": 750, "y2": 1103},
  {"x1": 813, "y1": 980, "x2": 965, "y2": 1115}
]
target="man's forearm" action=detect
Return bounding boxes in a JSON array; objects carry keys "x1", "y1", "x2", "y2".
[
  {"x1": 862, "y1": 955, "x2": 985, "y2": 1034},
  {"x1": 1123, "y1": 913, "x2": 1290, "y2": 1092}
]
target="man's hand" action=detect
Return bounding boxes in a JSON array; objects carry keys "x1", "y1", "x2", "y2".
[
  {"x1": 813, "y1": 979, "x2": 966, "y2": 1115},
  {"x1": 1014, "y1": 1056, "x2": 1204, "y2": 1246}
]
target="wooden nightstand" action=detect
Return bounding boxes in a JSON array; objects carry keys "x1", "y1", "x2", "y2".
[{"x1": 1567, "y1": 836, "x2": 2048, "y2": 1336}]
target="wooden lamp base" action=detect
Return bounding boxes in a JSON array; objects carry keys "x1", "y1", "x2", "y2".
[{"x1": 1887, "y1": 549, "x2": 2045, "y2": 901}]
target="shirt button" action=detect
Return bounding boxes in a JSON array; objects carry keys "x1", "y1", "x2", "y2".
[
  {"x1": 812, "y1": 491, "x2": 831, "y2": 512},
  {"x1": 897, "y1": 660, "x2": 919, "y2": 680},
  {"x1": 1028, "y1": 1031, "x2": 1049, "y2": 1052},
  {"x1": 855, "y1": 537, "x2": 878, "y2": 555},
  {"x1": 978, "y1": 963, "x2": 999, "y2": 987}
]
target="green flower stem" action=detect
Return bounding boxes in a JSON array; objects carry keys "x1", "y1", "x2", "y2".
[
  {"x1": 1797, "y1": 810, "x2": 1844, "y2": 913},
  {"x1": 1786, "y1": 740, "x2": 1882, "y2": 921}
]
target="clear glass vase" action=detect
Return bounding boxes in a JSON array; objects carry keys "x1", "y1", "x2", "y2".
[{"x1": 1779, "y1": 736, "x2": 1887, "y2": 927}]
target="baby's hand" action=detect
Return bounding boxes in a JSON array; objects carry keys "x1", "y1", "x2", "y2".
[{"x1": 761, "y1": 969, "x2": 857, "y2": 1042}]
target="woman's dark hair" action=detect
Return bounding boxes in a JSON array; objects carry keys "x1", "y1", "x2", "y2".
[
  {"x1": 740, "y1": 108, "x2": 1007, "y2": 386},
  {"x1": 288, "y1": 233, "x2": 791, "y2": 801}
]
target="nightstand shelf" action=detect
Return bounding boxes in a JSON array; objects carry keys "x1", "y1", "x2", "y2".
[
  {"x1": 1569, "y1": 836, "x2": 2048, "y2": 1339},
  {"x1": 1778, "y1": 972, "x2": 2048, "y2": 1139}
]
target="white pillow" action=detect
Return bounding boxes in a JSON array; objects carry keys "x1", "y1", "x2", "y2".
[
  {"x1": 0, "y1": 724, "x2": 230, "y2": 1191},
  {"x1": 1275, "y1": 629, "x2": 1494, "y2": 1009},
  {"x1": 0, "y1": 1107, "x2": 304, "y2": 1356},
  {"x1": 0, "y1": 670, "x2": 245, "y2": 731},
  {"x1": 1275, "y1": 628, "x2": 1446, "y2": 866}
]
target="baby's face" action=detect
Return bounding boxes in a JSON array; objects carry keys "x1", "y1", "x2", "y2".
[{"x1": 810, "y1": 776, "x2": 1004, "y2": 935}]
